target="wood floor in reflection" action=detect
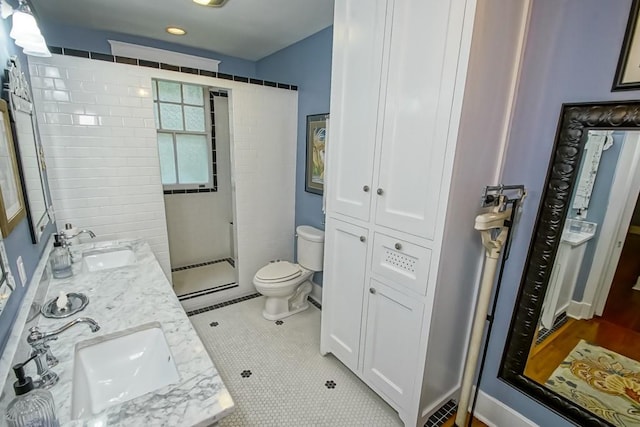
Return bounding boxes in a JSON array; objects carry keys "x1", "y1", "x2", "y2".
[
  {"x1": 601, "y1": 232, "x2": 640, "y2": 332},
  {"x1": 526, "y1": 317, "x2": 640, "y2": 384}
]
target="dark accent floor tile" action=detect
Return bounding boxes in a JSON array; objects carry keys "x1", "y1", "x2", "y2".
[
  {"x1": 324, "y1": 380, "x2": 336, "y2": 389},
  {"x1": 275, "y1": 320, "x2": 284, "y2": 325}
]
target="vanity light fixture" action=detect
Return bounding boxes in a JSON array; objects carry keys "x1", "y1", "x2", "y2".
[
  {"x1": 166, "y1": 26, "x2": 187, "y2": 36},
  {"x1": 192, "y1": 0, "x2": 230, "y2": 7},
  {"x1": 0, "y1": 0, "x2": 50, "y2": 57}
]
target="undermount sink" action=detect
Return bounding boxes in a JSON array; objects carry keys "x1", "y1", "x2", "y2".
[
  {"x1": 71, "y1": 322, "x2": 180, "y2": 419},
  {"x1": 82, "y1": 247, "x2": 136, "y2": 272}
]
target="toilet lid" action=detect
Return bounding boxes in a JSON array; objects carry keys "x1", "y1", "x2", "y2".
[{"x1": 256, "y1": 261, "x2": 302, "y2": 282}]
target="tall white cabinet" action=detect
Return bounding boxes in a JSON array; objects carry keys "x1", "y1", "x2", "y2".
[{"x1": 320, "y1": 0, "x2": 531, "y2": 425}]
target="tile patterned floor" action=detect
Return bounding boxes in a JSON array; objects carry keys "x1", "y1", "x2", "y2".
[{"x1": 189, "y1": 296, "x2": 403, "y2": 426}]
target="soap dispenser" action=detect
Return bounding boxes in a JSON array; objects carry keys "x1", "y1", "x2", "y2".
[
  {"x1": 5, "y1": 355, "x2": 59, "y2": 427},
  {"x1": 49, "y1": 235, "x2": 72, "y2": 279}
]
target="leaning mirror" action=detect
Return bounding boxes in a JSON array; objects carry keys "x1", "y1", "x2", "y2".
[
  {"x1": 501, "y1": 101, "x2": 640, "y2": 427},
  {"x1": 6, "y1": 56, "x2": 52, "y2": 243}
]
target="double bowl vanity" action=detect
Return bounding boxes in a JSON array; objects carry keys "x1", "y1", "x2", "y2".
[{"x1": 0, "y1": 239, "x2": 234, "y2": 426}]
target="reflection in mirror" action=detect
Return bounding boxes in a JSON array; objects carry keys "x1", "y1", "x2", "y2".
[
  {"x1": 6, "y1": 56, "x2": 52, "y2": 243},
  {"x1": 0, "y1": 240, "x2": 14, "y2": 314},
  {"x1": 501, "y1": 102, "x2": 640, "y2": 427},
  {"x1": 525, "y1": 130, "x2": 640, "y2": 426}
]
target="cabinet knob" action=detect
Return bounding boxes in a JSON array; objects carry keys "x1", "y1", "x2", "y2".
[
  {"x1": 394, "y1": 243, "x2": 402, "y2": 250},
  {"x1": 377, "y1": 188, "x2": 384, "y2": 195},
  {"x1": 360, "y1": 236, "x2": 366, "y2": 242},
  {"x1": 363, "y1": 185, "x2": 370, "y2": 192},
  {"x1": 369, "y1": 287, "x2": 376, "y2": 294}
]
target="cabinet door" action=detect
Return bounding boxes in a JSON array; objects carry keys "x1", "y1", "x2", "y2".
[
  {"x1": 326, "y1": 0, "x2": 388, "y2": 221},
  {"x1": 374, "y1": 0, "x2": 467, "y2": 239},
  {"x1": 321, "y1": 219, "x2": 369, "y2": 371},
  {"x1": 363, "y1": 279, "x2": 424, "y2": 409}
]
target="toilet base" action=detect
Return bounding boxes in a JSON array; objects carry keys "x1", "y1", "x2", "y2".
[{"x1": 262, "y1": 281, "x2": 313, "y2": 321}]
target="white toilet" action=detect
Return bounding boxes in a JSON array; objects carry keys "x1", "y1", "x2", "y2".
[{"x1": 253, "y1": 225, "x2": 324, "y2": 320}]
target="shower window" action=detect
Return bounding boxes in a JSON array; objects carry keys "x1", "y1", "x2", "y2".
[{"x1": 152, "y1": 79, "x2": 214, "y2": 191}]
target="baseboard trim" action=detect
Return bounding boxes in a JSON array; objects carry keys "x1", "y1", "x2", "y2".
[
  {"x1": 472, "y1": 388, "x2": 537, "y2": 427},
  {"x1": 566, "y1": 300, "x2": 591, "y2": 320}
]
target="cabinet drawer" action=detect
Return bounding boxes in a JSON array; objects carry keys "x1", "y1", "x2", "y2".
[{"x1": 371, "y1": 233, "x2": 431, "y2": 295}]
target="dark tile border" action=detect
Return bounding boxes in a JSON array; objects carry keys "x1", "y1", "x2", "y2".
[
  {"x1": 178, "y1": 282, "x2": 238, "y2": 301},
  {"x1": 186, "y1": 293, "x2": 261, "y2": 317},
  {"x1": 425, "y1": 399, "x2": 457, "y2": 427},
  {"x1": 307, "y1": 296, "x2": 322, "y2": 310},
  {"x1": 164, "y1": 188, "x2": 216, "y2": 195},
  {"x1": 171, "y1": 257, "x2": 235, "y2": 272},
  {"x1": 49, "y1": 46, "x2": 298, "y2": 91}
]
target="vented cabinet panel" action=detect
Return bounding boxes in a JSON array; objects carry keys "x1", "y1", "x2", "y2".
[{"x1": 371, "y1": 232, "x2": 431, "y2": 295}]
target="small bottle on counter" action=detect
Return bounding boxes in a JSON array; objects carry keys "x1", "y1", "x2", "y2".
[
  {"x1": 5, "y1": 357, "x2": 59, "y2": 427},
  {"x1": 50, "y1": 235, "x2": 72, "y2": 279}
]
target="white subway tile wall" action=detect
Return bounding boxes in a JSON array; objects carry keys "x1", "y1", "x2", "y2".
[{"x1": 28, "y1": 55, "x2": 297, "y2": 294}]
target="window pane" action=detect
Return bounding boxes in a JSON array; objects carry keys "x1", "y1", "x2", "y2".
[
  {"x1": 176, "y1": 134, "x2": 209, "y2": 184},
  {"x1": 153, "y1": 104, "x2": 160, "y2": 128},
  {"x1": 157, "y1": 81, "x2": 181, "y2": 103},
  {"x1": 157, "y1": 133, "x2": 176, "y2": 184},
  {"x1": 183, "y1": 84, "x2": 204, "y2": 106},
  {"x1": 159, "y1": 103, "x2": 184, "y2": 130},
  {"x1": 184, "y1": 106, "x2": 205, "y2": 132}
]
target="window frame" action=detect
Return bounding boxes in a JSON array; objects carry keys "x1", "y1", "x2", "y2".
[{"x1": 153, "y1": 79, "x2": 214, "y2": 191}]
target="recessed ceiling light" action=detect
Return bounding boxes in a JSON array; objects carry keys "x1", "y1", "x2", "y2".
[
  {"x1": 192, "y1": 0, "x2": 230, "y2": 7},
  {"x1": 166, "y1": 27, "x2": 186, "y2": 36}
]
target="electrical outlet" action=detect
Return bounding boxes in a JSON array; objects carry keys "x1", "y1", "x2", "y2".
[{"x1": 16, "y1": 256, "x2": 26, "y2": 287}]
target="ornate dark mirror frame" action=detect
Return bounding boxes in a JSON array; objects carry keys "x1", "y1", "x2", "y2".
[{"x1": 499, "y1": 101, "x2": 640, "y2": 427}]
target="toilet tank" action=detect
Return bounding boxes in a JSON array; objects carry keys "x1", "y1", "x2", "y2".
[{"x1": 296, "y1": 225, "x2": 325, "y2": 271}]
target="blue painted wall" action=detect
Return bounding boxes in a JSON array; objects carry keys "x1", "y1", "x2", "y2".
[
  {"x1": 38, "y1": 21, "x2": 257, "y2": 77},
  {"x1": 570, "y1": 131, "x2": 624, "y2": 300},
  {"x1": 256, "y1": 26, "x2": 331, "y2": 231},
  {"x1": 480, "y1": 1, "x2": 640, "y2": 425},
  {"x1": 0, "y1": 18, "x2": 55, "y2": 354},
  {"x1": 256, "y1": 26, "x2": 332, "y2": 284}
]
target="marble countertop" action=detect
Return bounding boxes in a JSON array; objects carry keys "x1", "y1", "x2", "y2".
[{"x1": 1, "y1": 239, "x2": 234, "y2": 426}]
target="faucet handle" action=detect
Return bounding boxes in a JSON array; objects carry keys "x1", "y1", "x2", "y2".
[{"x1": 27, "y1": 327, "x2": 58, "y2": 346}]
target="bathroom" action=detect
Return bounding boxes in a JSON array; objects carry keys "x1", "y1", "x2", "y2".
[{"x1": 0, "y1": 0, "x2": 639, "y2": 425}]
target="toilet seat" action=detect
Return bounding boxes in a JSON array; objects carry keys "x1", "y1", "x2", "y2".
[{"x1": 255, "y1": 261, "x2": 302, "y2": 283}]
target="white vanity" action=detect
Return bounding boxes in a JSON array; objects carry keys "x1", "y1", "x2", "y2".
[
  {"x1": 0, "y1": 239, "x2": 234, "y2": 426},
  {"x1": 540, "y1": 219, "x2": 597, "y2": 329}
]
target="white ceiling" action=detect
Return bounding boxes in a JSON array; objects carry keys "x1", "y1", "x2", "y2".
[{"x1": 30, "y1": 0, "x2": 334, "y2": 61}]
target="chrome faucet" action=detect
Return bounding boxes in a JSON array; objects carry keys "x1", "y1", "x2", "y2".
[
  {"x1": 27, "y1": 317, "x2": 100, "y2": 388},
  {"x1": 59, "y1": 229, "x2": 96, "y2": 246}
]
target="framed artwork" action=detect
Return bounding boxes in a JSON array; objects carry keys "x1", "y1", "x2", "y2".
[
  {"x1": 613, "y1": 0, "x2": 640, "y2": 90},
  {"x1": 305, "y1": 113, "x2": 328, "y2": 195},
  {"x1": 0, "y1": 99, "x2": 26, "y2": 237}
]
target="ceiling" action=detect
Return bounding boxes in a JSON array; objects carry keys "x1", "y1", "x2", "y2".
[{"x1": 30, "y1": 0, "x2": 334, "y2": 61}]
